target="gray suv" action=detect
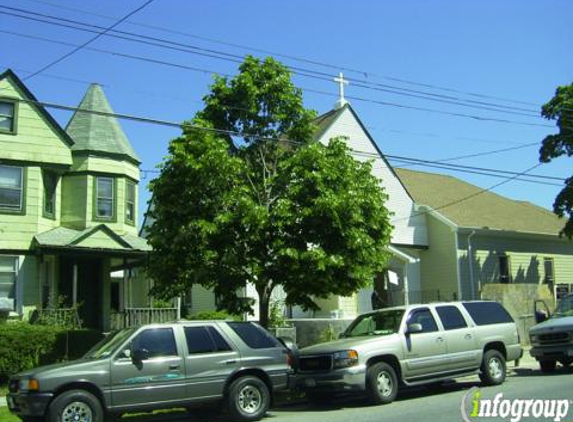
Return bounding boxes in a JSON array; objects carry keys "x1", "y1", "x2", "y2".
[
  {"x1": 295, "y1": 301, "x2": 522, "y2": 404},
  {"x1": 7, "y1": 321, "x2": 291, "y2": 422}
]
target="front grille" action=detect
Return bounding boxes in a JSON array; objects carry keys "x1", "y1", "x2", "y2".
[
  {"x1": 8, "y1": 378, "x2": 18, "y2": 393},
  {"x1": 538, "y1": 332, "x2": 569, "y2": 344},
  {"x1": 299, "y1": 355, "x2": 333, "y2": 371}
]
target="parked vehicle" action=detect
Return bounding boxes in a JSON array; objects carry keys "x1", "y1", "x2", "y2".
[
  {"x1": 529, "y1": 293, "x2": 573, "y2": 372},
  {"x1": 294, "y1": 301, "x2": 522, "y2": 405},
  {"x1": 7, "y1": 321, "x2": 292, "y2": 422}
]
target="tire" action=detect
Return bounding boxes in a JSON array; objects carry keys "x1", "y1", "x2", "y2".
[
  {"x1": 479, "y1": 350, "x2": 506, "y2": 386},
  {"x1": 366, "y1": 362, "x2": 398, "y2": 405},
  {"x1": 540, "y1": 360, "x2": 557, "y2": 373},
  {"x1": 227, "y1": 376, "x2": 270, "y2": 421},
  {"x1": 47, "y1": 389, "x2": 103, "y2": 422}
]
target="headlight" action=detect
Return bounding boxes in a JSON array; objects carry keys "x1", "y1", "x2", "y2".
[
  {"x1": 18, "y1": 377, "x2": 39, "y2": 392},
  {"x1": 332, "y1": 350, "x2": 359, "y2": 369}
]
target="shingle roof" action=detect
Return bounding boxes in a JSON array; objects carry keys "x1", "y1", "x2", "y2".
[
  {"x1": 35, "y1": 225, "x2": 151, "y2": 252},
  {"x1": 395, "y1": 168, "x2": 565, "y2": 236},
  {"x1": 312, "y1": 107, "x2": 345, "y2": 141},
  {"x1": 66, "y1": 84, "x2": 140, "y2": 163}
]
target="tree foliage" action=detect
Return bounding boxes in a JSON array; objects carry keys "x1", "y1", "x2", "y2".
[
  {"x1": 539, "y1": 83, "x2": 573, "y2": 238},
  {"x1": 147, "y1": 56, "x2": 393, "y2": 327}
]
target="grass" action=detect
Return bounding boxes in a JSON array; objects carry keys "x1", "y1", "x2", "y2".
[{"x1": 0, "y1": 407, "x2": 20, "y2": 422}]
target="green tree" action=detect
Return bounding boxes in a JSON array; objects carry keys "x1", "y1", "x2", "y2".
[
  {"x1": 539, "y1": 83, "x2": 573, "y2": 238},
  {"x1": 147, "y1": 56, "x2": 393, "y2": 327}
]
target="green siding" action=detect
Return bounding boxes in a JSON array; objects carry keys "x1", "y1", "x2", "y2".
[
  {"x1": 71, "y1": 155, "x2": 140, "y2": 181},
  {"x1": 418, "y1": 214, "x2": 459, "y2": 299},
  {"x1": 0, "y1": 78, "x2": 72, "y2": 166},
  {"x1": 61, "y1": 174, "x2": 89, "y2": 230},
  {"x1": 458, "y1": 233, "x2": 573, "y2": 299},
  {"x1": 20, "y1": 255, "x2": 39, "y2": 307}
]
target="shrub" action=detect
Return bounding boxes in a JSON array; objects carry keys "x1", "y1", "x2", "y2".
[
  {"x1": 0, "y1": 322, "x2": 61, "y2": 382},
  {"x1": 187, "y1": 310, "x2": 242, "y2": 321}
]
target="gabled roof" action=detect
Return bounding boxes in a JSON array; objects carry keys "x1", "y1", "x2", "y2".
[
  {"x1": 395, "y1": 168, "x2": 565, "y2": 236},
  {"x1": 35, "y1": 224, "x2": 151, "y2": 253},
  {"x1": 0, "y1": 69, "x2": 74, "y2": 147},
  {"x1": 66, "y1": 83, "x2": 140, "y2": 164}
]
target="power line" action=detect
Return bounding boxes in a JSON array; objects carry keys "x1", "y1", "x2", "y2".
[
  {"x1": 10, "y1": 96, "x2": 566, "y2": 188},
  {"x1": 0, "y1": 6, "x2": 545, "y2": 118},
  {"x1": 1, "y1": 29, "x2": 557, "y2": 129},
  {"x1": 15, "y1": 0, "x2": 542, "y2": 108},
  {"x1": 13, "y1": 0, "x2": 156, "y2": 83}
]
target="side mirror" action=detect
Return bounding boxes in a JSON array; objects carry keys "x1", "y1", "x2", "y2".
[
  {"x1": 338, "y1": 332, "x2": 346, "y2": 339},
  {"x1": 406, "y1": 323, "x2": 423, "y2": 334},
  {"x1": 534, "y1": 310, "x2": 548, "y2": 324},
  {"x1": 132, "y1": 348, "x2": 149, "y2": 363}
]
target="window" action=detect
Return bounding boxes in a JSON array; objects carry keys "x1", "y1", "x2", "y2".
[
  {"x1": 125, "y1": 180, "x2": 136, "y2": 224},
  {"x1": 498, "y1": 254, "x2": 511, "y2": 284},
  {"x1": 543, "y1": 258, "x2": 555, "y2": 285},
  {"x1": 131, "y1": 328, "x2": 177, "y2": 358},
  {"x1": 0, "y1": 165, "x2": 24, "y2": 212},
  {"x1": 95, "y1": 177, "x2": 114, "y2": 219},
  {"x1": 462, "y1": 302, "x2": 514, "y2": 326},
  {"x1": 0, "y1": 101, "x2": 16, "y2": 133},
  {"x1": 184, "y1": 326, "x2": 232, "y2": 354},
  {"x1": 0, "y1": 257, "x2": 17, "y2": 311},
  {"x1": 407, "y1": 308, "x2": 438, "y2": 333},
  {"x1": 436, "y1": 306, "x2": 468, "y2": 330},
  {"x1": 227, "y1": 322, "x2": 281, "y2": 349},
  {"x1": 43, "y1": 170, "x2": 58, "y2": 219}
]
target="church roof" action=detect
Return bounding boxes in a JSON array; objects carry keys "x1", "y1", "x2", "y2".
[
  {"x1": 396, "y1": 168, "x2": 565, "y2": 236},
  {"x1": 66, "y1": 84, "x2": 140, "y2": 164}
]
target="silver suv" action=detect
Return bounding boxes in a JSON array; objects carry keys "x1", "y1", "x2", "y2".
[
  {"x1": 295, "y1": 301, "x2": 522, "y2": 404},
  {"x1": 7, "y1": 321, "x2": 291, "y2": 422}
]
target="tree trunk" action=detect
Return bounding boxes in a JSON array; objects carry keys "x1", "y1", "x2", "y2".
[{"x1": 258, "y1": 290, "x2": 270, "y2": 329}]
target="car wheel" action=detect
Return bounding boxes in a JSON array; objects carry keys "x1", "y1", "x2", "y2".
[
  {"x1": 479, "y1": 350, "x2": 506, "y2": 385},
  {"x1": 540, "y1": 360, "x2": 557, "y2": 373},
  {"x1": 47, "y1": 389, "x2": 103, "y2": 422},
  {"x1": 227, "y1": 376, "x2": 270, "y2": 421},
  {"x1": 366, "y1": 362, "x2": 398, "y2": 405}
]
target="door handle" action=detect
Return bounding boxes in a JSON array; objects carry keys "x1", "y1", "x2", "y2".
[
  {"x1": 465, "y1": 334, "x2": 473, "y2": 340},
  {"x1": 224, "y1": 359, "x2": 237, "y2": 365},
  {"x1": 168, "y1": 364, "x2": 180, "y2": 370},
  {"x1": 436, "y1": 337, "x2": 444, "y2": 343}
]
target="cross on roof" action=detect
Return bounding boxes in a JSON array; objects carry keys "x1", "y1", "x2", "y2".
[{"x1": 334, "y1": 72, "x2": 349, "y2": 109}]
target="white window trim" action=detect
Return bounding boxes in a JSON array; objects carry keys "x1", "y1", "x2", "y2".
[{"x1": 0, "y1": 164, "x2": 24, "y2": 211}]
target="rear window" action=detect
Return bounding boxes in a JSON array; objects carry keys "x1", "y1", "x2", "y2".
[
  {"x1": 462, "y1": 302, "x2": 514, "y2": 325},
  {"x1": 227, "y1": 322, "x2": 281, "y2": 349},
  {"x1": 436, "y1": 305, "x2": 468, "y2": 330}
]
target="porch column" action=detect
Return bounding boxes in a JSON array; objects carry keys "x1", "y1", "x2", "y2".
[
  {"x1": 101, "y1": 259, "x2": 111, "y2": 332},
  {"x1": 403, "y1": 264, "x2": 409, "y2": 306},
  {"x1": 72, "y1": 264, "x2": 78, "y2": 306}
]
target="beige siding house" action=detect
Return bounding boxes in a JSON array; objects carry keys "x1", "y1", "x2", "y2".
[{"x1": 396, "y1": 168, "x2": 573, "y2": 327}]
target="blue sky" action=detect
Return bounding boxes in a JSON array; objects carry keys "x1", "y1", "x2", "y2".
[{"x1": 1, "y1": 0, "x2": 571, "y2": 226}]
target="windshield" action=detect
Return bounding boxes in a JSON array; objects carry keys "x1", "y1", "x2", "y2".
[
  {"x1": 84, "y1": 328, "x2": 136, "y2": 359},
  {"x1": 554, "y1": 295, "x2": 573, "y2": 318},
  {"x1": 344, "y1": 310, "x2": 405, "y2": 338}
]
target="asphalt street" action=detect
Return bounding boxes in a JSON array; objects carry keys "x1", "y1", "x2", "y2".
[{"x1": 116, "y1": 363, "x2": 573, "y2": 422}]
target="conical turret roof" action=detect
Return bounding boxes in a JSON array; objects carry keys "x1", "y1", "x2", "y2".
[{"x1": 66, "y1": 84, "x2": 140, "y2": 164}]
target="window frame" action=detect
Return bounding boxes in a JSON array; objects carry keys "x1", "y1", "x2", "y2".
[
  {"x1": 94, "y1": 176, "x2": 117, "y2": 222},
  {"x1": 0, "y1": 164, "x2": 26, "y2": 215},
  {"x1": 543, "y1": 257, "x2": 555, "y2": 285},
  {"x1": 0, "y1": 99, "x2": 18, "y2": 135},
  {"x1": 498, "y1": 253, "x2": 512, "y2": 284},
  {"x1": 125, "y1": 179, "x2": 136, "y2": 226},
  {"x1": 42, "y1": 170, "x2": 58, "y2": 220},
  {"x1": 0, "y1": 256, "x2": 18, "y2": 311}
]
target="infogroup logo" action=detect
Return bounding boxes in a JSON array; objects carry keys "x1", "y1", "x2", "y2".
[{"x1": 461, "y1": 388, "x2": 571, "y2": 422}]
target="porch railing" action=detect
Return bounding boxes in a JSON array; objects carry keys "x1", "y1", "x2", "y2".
[
  {"x1": 110, "y1": 307, "x2": 178, "y2": 330},
  {"x1": 36, "y1": 308, "x2": 82, "y2": 329}
]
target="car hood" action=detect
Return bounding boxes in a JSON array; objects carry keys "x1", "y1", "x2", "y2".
[
  {"x1": 16, "y1": 358, "x2": 103, "y2": 378},
  {"x1": 301, "y1": 335, "x2": 398, "y2": 355},
  {"x1": 530, "y1": 315, "x2": 573, "y2": 335}
]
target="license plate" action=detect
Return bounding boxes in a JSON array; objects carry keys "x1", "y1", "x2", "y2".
[
  {"x1": 305, "y1": 378, "x2": 316, "y2": 387},
  {"x1": 6, "y1": 396, "x2": 15, "y2": 409}
]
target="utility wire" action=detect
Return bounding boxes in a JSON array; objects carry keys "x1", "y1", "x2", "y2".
[
  {"x1": 10, "y1": 96, "x2": 566, "y2": 186},
  {"x1": 1, "y1": 29, "x2": 557, "y2": 129},
  {"x1": 14, "y1": 0, "x2": 541, "y2": 108},
  {"x1": 0, "y1": 6, "x2": 545, "y2": 117},
  {"x1": 13, "y1": 0, "x2": 156, "y2": 82}
]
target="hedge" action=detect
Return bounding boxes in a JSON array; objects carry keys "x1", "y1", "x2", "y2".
[{"x1": 0, "y1": 323, "x2": 104, "y2": 383}]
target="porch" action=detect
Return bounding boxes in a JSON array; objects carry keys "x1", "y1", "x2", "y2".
[{"x1": 110, "y1": 307, "x2": 178, "y2": 330}]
